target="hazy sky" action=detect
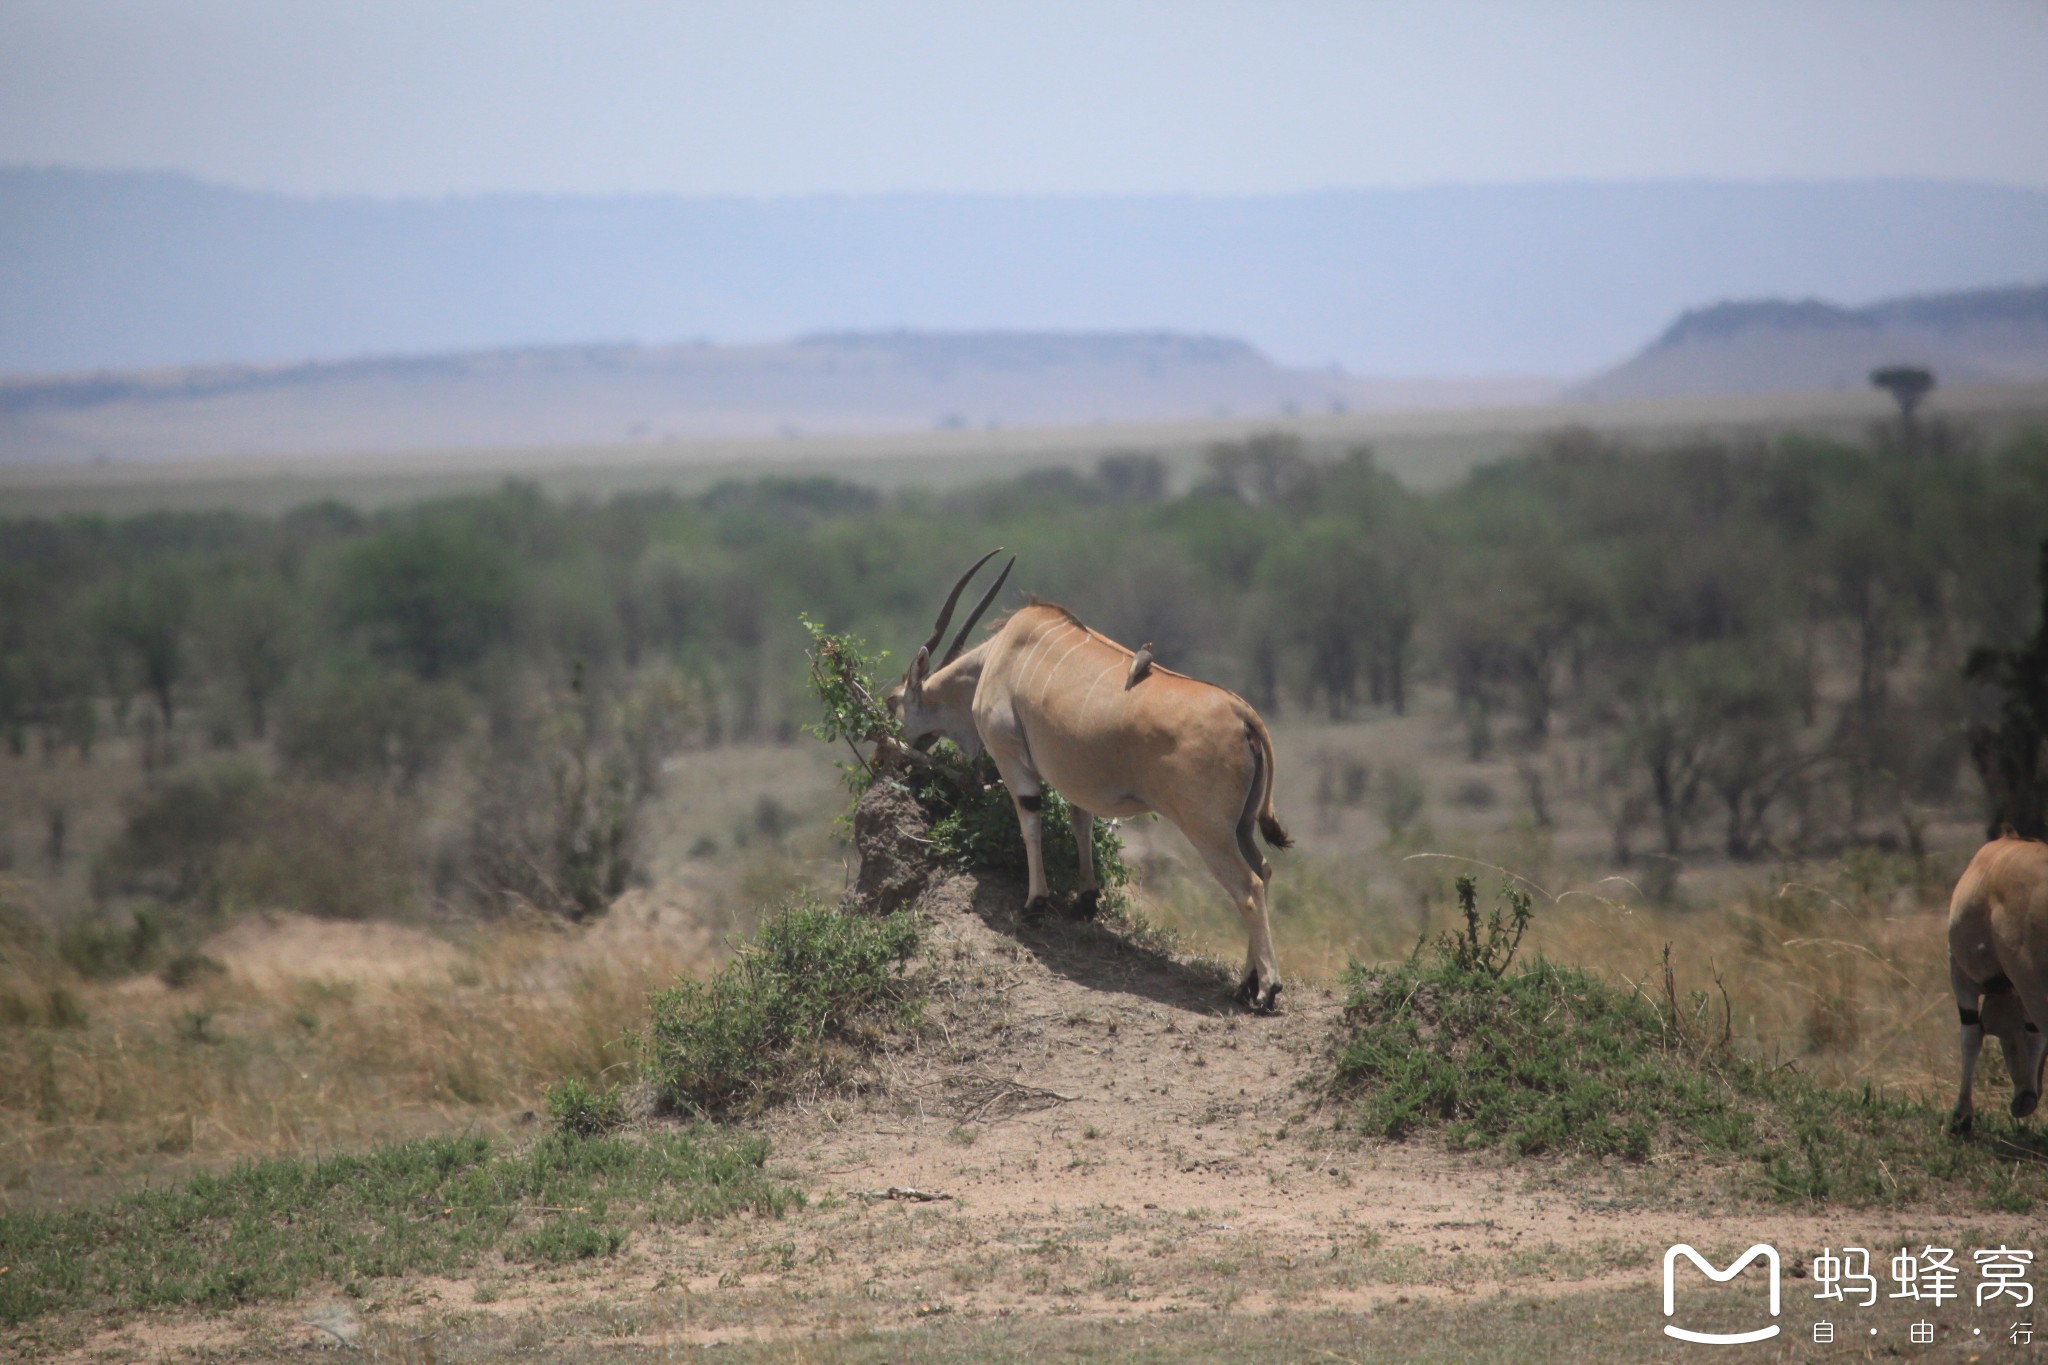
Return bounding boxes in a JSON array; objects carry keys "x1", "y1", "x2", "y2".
[{"x1": 3, "y1": 0, "x2": 2045, "y2": 198}]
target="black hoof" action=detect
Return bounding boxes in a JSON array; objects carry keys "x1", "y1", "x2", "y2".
[
  {"x1": 1069, "y1": 889, "x2": 1102, "y2": 921},
  {"x1": 1235, "y1": 974, "x2": 1283, "y2": 1013},
  {"x1": 1949, "y1": 1110, "x2": 1975, "y2": 1136},
  {"x1": 2014, "y1": 1091, "x2": 2039, "y2": 1119},
  {"x1": 1023, "y1": 895, "x2": 1053, "y2": 922}
]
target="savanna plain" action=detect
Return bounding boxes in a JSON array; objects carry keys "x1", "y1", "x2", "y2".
[{"x1": 5, "y1": 396, "x2": 2048, "y2": 1361}]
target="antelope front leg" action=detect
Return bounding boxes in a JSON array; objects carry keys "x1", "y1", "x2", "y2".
[
  {"x1": 1012, "y1": 787, "x2": 1053, "y2": 918},
  {"x1": 980, "y1": 726, "x2": 1054, "y2": 921},
  {"x1": 1069, "y1": 806, "x2": 1102, "y2": 919}
]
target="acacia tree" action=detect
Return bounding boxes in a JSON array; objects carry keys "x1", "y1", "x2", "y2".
[
  {"x1": 1693, "y1": 643, "x2": 1810, "y2": 858},
  {"x1": 199, "y1": 575, "x2": 299, "y2": 739},
  {"x1": 91, "y1": 569, "x2": 191, "y2": 731},
  {"x1": 1436, "y1": 594, "x2": 1512, "y2": 760},
  {"x1": 335, "y1": 518, "x2": 519, "y2": 680},
  {"x1": 1199, "y1": 432, "x2": 1317, "y2": 504},
  {"x1": 1608, "y1": 648, "x2": 1718, "y2": 857},
  {"x1": 1965, "y1": 538, "x2": 2048, "y2": 838},
  {"x1": 1259, "y1": 520, "x2": 1417, "y2": 719},
  {"x1": 1872, "y1": 364, "x2": 1935, "y2": 440}
]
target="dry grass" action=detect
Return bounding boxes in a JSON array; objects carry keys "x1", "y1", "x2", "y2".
[
  {"x1": 0, "y1": 731, "x2": 846, "y2": 1199},
  {"x1": 0, "y1": 892, "x2": 717, "y2": 1194}
]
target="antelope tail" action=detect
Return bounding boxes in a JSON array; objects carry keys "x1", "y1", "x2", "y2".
[
  {"x1": 1235, "y1": 714, "x2": 1292, "y2": 881},
  {"x1": 1249, "y1": 715, "x2": 1293, "y2": 850}
]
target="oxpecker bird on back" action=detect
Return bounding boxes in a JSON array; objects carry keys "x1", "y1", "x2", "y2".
[{"x1": 1125, "y1": 643, "x2": 1154, "y2": 689}]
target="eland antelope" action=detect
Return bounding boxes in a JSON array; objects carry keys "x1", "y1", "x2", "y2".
[
  {"x1": 1947, "y1": 833, "x2": 2048, "y2": 1133},
  {"x1": 887, "y1": 552, "x2": 1295, "y2": 1010}
]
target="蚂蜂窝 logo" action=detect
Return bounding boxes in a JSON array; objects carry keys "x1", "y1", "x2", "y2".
[{"x1": 1663, "y1": 1243, "x2": 1782, "y2": 1344}]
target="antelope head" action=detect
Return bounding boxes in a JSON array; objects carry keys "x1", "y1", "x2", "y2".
[{"x1": 887, "y1": 549, "x2": 1013, "y2": 759}]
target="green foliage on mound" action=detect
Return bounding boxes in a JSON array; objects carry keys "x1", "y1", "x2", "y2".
[
  {"x1": 1332, "y1": 876, "x2": 2048, "y2": 1210},
  {"x1": 917, "y1": 750, "x2": 1130, "y2": 895},
  {"x1": 0, "y1": 1128, "x2": 795, "y2": 1328},
  {"x1": 644, "y1": 896, "x2": 924, "y2": 1117},
  {"x1": 801, "y1": 615, "x2": 903, "y2": 793}
]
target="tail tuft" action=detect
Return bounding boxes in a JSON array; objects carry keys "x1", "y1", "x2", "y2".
[{"x1": 1259, "y1": 813, "x2": 1293, "y2": 850}]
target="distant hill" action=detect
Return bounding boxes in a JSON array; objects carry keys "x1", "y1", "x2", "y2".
[
  {"x1": 1576, "y1": 284, "x2": 2048, "y2": 400},
  {"x1": 0, "y1": 331, "x2": 1559, "y2": 464},
  {"x1": 5, "y1": 168, "x2": 2048, "y2": 377}
]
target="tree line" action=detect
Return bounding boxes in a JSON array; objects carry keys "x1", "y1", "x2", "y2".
[{"x1": 2, "y1": 420, "x2": 2045, "y2": 931}]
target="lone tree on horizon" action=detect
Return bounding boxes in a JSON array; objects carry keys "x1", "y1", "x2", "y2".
[{"x1": 1871, "y1": 364, "x2": 1935, "y2": 425}]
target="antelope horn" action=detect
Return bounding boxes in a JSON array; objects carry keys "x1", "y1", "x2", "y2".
[
  {"x1": 944, "y1": 556, "x2": 1014, "y2": 665},
  {"x1": 921, "y1": 549, "x2": 1003, "y2": 659}
]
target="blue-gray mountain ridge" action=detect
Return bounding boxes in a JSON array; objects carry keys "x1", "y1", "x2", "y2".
[{"x1": 5, "y1": 168, "x2": 2047, "y2": 376}]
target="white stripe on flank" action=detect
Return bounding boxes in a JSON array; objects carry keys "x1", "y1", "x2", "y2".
[
  {"x1": 1012, "y1": 626, "x2": 1058, "y2": 690},
  {"x1": 1038, "y1": 638, "x2": 1091, "y2": 702},
  {"x1": 1076, "y1": 660, "x2": 1121, "y2": 728},
  {"x1": 1017, "y1": 622, "x2": 1077, "y2": 692}
]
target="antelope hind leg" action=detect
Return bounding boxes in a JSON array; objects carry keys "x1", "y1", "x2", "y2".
[{"x1": 1193, "y1": 839, "x2": 1282, "y2": 1012}]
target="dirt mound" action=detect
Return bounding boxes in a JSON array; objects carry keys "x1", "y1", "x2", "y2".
[
  {"x1": 848, "y1": 774, "x2": 939, "y2": 915},
  {"x1": 747, "y1": 772, "x2": 1457, "y2": 1317}
]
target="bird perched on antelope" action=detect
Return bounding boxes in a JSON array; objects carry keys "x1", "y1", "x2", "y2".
[
  {"x1": 1947, "y1": 831, "x2": 2048, "y2": 1133},
  {"x1": 1125, "y1": 643, "x2": 1154, "y2": 689},
  {"x1": 887, "y1": 552, "x2": 1294, "y2": 1011}
]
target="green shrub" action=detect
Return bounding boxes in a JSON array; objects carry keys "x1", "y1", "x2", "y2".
[
  {"x1": 1334, "y1": 884, "x2": 1750, "y2": 1159},
  {"x1": 0, "y1": 890, "x2": 50, "y2": 964},
  {"x1": 801, "y1": 615, "x2": 902, "y2": 793},
  {"x1": 1436, "y1": 873, "x2": 1532, "y2": 978},
  {"x1": 56, "y1": 909, "x2": 166, "y2": 979},
  {"x1": 275, "y1": 664, "x2": 470, "y2": 791},
  {"x1": 158, "y1": 950, "x2": 226, "y2": 990},
  {"x1": 217, "y1": 780, "x2": 424, "y2": 919},
  {"x1": 644, "y1": 897, "x2": 923, "y2": 1116},
  {"x1": 546, "y1": 1076, "x2": 629, "y2": 1138},
  {"x1": 93, "y1": 764, "x2": 267, "y2": 906},
  {"x1": 516, "y1": 1213, "x2": 627, "y2": 1264}
]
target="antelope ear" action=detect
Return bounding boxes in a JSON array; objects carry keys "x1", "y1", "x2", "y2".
[{"x1": 907, "y1": 645, "x2": 932, "y2": 698}]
